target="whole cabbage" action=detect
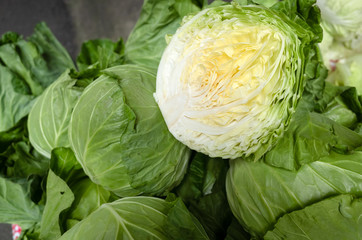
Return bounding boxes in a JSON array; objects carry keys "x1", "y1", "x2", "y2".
[{"x1": 69, "y1": 65, "x2": 191, "y2": 197}]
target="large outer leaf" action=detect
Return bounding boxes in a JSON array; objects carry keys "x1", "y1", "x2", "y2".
[
  {"x1": 27, "y1": 22, "x2": 75, "y2": 87},
  {"x1": 28, "y1": 37, "x2": 126, "y2": 159},
  {"x1": 263, "y1": 110, "x2": 362, "y2": 170},
  {"x1": 69, "y1": 65, "x2": 190, "y2": 196},
  {"x1": 69, "y1": 73, "x2": 138, "y2": 197},
  {"x1": 104, "y1": 65, "x2": 190, "y2": 194},
  {"x1": 59, "y1": 196, "x2": 209, "y2": 240},
  {"x1": 0, "y1": 41, "x2": 43, "y2": 96},
  {"x1": 226, "y1": 150, "x2": 362, "y2": 238},
  {"x1": 264, "y1": 194, "x2": 362, "y2": 240},
  {"x1": 28, "y1": 71, "x2": 82, "y2": 158}
]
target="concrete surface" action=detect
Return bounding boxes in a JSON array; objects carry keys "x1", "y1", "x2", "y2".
[
  {"x1": 0, "y1": 0, "x2": 77, "y2": 57},
  {"x1": 0, "y1": 223, "x2": 11, "y2": 240},
  {"x1": 0, "y1": 0, "x2": 143, "y2": 59},
  {"x1": 64, "y1": 0, "x2": 143, "y2": 55}
]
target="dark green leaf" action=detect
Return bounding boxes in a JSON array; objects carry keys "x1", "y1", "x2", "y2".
[
  {"x1": 176, "y1": 153, "x2": 232, "y2": 240},
  {"x1": 125, "y1": 0, "x2": 205, "y2": 71},
  {"x1": 27, "y1": 22, "x2": 74, "y2": 88},
  {"x1": 76, "y1": 38, "x2": 125, "y2": 72},
  {"x1": 63, "y1": 178, "x2": 111, "y2": 231},
  {"x1": 265, "y1": 195, "x2": 362, "y2": 240},
  {"x1": 0, "y1": 118, "x2": 49, "y2": 179},
  {"x1": 263, "y1": 111, "x2": 362, "y2": 170},
  {"x1": 49, "y1": 148, "x2": 86, "y2": 187},
  {"x1": 0, "y1": 22, "x2": 74, "y2": 132},
  {"x1": 227, "y1": 150, "x2": 362, "y2": 237},
  {"x1": 59, "y1": 196, "x2": 209, "y2": 240},
  {"x1": 224, "y1": 217, "x2": 250, "y2": 240}
]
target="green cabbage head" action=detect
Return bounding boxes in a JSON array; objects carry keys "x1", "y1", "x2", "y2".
[
  {"x1": 69, "y1": 65, "x2": 191, "y2": 197},
  {"x1": 155, "y1": 3, "x2": 319, "y2": 159}
]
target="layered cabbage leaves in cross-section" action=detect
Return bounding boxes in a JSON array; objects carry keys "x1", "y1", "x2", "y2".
[{"x1": 155, "y1": 2, "x2": 322, "y2": 160}]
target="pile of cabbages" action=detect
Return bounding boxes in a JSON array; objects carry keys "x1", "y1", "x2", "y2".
[{"x1": 1, "y1": 0, "x2": 362, "y2": 239}]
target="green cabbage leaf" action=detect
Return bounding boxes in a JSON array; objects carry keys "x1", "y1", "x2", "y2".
[
  {"x1": 0, "y1": 22, "x2": 74, "y2": 132},
  {"x1": 227, "y1": 150, "x2": 362, "y2": 238},
  {"x1": 265, "y1": 194, "x2": 362, "y2": 240},
  {"x1": 125, "y1": 0, "x2": 208, "y2": 71},
  {"x1": 59, "y1": 196, "x2": 209, "y2": 240}
]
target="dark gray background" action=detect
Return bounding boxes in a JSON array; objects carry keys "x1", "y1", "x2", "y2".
[
  {"x1": 0, "y1": 0, "x2": 143, "y2": 59},
  {"x1": 0, "y1": 0, "x2": 143, "y2": 238}
]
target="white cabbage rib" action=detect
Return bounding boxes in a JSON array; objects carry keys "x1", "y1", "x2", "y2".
[{"x1": 155, "y1": 6, "x2": 300, "y2": 159}]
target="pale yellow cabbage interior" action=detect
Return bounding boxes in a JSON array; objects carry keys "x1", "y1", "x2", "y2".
[
  {"x1": 156, "y1": 6, "x2": 299, "y2": 159},
  {"x1": 179, "y1": 18, "x2": 286, "y2": 135}
]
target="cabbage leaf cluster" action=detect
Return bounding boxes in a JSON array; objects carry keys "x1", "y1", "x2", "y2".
[{"x1": 1, "y1": 0, "x2": 362, "y2": 240}]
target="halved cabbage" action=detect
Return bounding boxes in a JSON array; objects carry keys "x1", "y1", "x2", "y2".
[{"x1": 155, "y1": 4, "x2": 318, "y2": 159}]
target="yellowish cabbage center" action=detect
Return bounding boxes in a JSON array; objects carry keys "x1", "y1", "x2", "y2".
[
  {"x1": 179, "y1": 22, "x2": 285, "y2": 134},
  {"x1": 156, "y1": 7, "x2": 296, "y2": 158}
]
